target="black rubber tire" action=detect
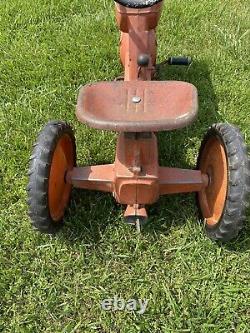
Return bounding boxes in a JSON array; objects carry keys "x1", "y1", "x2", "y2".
[
  {"x1": 27, "y1": 121, "x2": 76, "y2": 234},
  {"x1": 197, "y1": 123, "x2": 250, "y2": 242}
]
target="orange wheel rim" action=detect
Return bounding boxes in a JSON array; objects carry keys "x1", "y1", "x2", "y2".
[
  {"x1": 198, "y1": 136, "x2": 228, "y2": 226},
  {"x1": 48, "y1": 135, "x2": 74, "y2": 222}
]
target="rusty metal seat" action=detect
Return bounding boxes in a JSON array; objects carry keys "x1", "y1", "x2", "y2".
[{"x1": 76, "y1": 81, "x2": 198, "y2": 132}]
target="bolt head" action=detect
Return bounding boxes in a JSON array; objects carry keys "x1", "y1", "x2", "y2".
[{"x1": 132, "y1": 96, "x2": 141, "y2": 104}]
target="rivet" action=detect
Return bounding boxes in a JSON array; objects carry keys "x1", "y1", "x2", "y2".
[{"x1": 132, "y1": 96, "x2": 141, "y2": 104}]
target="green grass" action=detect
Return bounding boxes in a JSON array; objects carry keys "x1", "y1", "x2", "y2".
[{"x1": 0, "y1": 0, "x2": 250, "y2": 332}]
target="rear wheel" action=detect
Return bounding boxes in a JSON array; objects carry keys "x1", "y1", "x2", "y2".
[
  {"x1": 27, "y1": 121, "x2": 76, "y2": 233},
  {"x1": 197, "y1": 123, "x2": 250, "y2": 241}
]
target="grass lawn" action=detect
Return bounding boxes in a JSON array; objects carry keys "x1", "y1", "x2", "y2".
[{"x1": 0, "y1": 0, "x2": 249, "y2": 332}]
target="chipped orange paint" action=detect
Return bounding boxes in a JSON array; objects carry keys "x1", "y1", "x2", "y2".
[
  {"x1": 69, "y1": 1, "x2": 207, "y2": 221},
  {"x1": 115, "y1": 2, "x2": 163, "y2": 80}
]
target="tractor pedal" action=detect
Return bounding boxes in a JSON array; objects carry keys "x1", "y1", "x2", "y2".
[{"x1": 168, "y1": 56, "x2": 192, "y2": 66}]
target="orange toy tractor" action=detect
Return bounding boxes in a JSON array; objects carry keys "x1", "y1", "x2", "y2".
[{"x1": 27, "y1": 0, "x2": 249, "y2": 240}]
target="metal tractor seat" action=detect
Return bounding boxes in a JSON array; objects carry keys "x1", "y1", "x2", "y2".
[
  {"x1": 76, "y1": 81, "x2": 198, "y2": 132},
  {"x1": 114, "y1": 0, "x2": 163, "y2": 8}
]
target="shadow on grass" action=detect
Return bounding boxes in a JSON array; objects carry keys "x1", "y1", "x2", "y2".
[
  {"x1": 144, "y1": 60, "x2": 220, "y2": 236},
  {"x1": 61, "y1": 188, "x2": 120, "y2": 245},
  {"x1": 156, "y1": 60, "x2": 221, "y2": 168}
]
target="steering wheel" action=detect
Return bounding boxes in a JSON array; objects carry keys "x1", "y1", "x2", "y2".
[{"x1": 114, "y1": 0, "x2": 163, "y2": 9}]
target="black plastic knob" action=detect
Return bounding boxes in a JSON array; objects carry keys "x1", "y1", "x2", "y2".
[{"x1": 137, "y1": 54, "x2": 150, "y2": 67}]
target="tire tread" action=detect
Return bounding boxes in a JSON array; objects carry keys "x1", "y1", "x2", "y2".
[{"x1": 27, "y1": 120, "x2": 76, "y2": 234}]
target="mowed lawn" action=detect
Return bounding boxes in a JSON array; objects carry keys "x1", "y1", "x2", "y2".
[{"x1": 0, "y1": 0, "x2": 249, "y2": 332}]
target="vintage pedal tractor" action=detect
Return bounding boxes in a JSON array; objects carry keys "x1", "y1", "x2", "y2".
[{"x1": 28, "y1": 0, "x2": 249, "y2": 240}]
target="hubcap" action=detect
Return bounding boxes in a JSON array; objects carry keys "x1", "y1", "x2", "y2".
[
  {"x1": 198, "y1": 136, "x2": 228, "y2": 226},
  {"x1": 48, "y1": 135, "x2": 74, "y2": 222}
]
